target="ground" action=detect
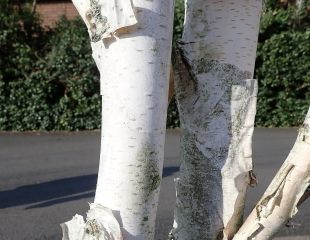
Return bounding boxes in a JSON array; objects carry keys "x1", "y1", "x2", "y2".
[{"x1": 0, "y1": 129, "x2": 309, "y2": 240}]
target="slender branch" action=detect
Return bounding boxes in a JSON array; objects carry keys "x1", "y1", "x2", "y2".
[{"x1": 233, "y1": 108, "x2": 310, "y2": 240}]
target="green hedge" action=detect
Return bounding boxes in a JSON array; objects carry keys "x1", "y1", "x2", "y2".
[
  {"x1": 0, "y1": 1, "x2": 100, "y2": 130},
  {"x1": 255, "y1": 3, "x2": 310, "y2": 126},
  {"x1": 0, "y1": 0, "x2": 309, "y2": 130},
  {"x1": 255, "y1": 29, "x2": 310, "y2": 127}
]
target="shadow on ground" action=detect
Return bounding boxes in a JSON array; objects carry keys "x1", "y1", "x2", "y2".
[{"x1": 0, "y1": 166, "x2": 179, "y2": 209}]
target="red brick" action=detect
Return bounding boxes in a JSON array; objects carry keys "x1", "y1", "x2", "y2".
[{"x1": 36, "y1": 2, "x2": 79, "y2": 27}]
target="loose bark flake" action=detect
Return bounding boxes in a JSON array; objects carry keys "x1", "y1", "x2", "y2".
[
  {"x1": 233, "y1": 108, "x2": 310, "y2": 240},
  {"x1": 86, "y1": 0, "x2": 109, "y2": 42},
  {"x1": 72, "y1": 0, "x2": 137, "y2": 41},
  {"x1": 61, "y1": 203, "x2": 123, "y2": 240}
]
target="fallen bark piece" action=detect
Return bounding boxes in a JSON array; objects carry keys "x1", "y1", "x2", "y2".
[
  {"x1": 233, "y1": 107, "x2": 310, "y2": 240},
  {"x1": 61, "y1": 203, "x2": 123, "y2": 240}
]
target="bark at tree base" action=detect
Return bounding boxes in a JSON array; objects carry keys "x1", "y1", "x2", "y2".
[{"x1": 61, "y1": 203, "x2": 123, "y2": 240}]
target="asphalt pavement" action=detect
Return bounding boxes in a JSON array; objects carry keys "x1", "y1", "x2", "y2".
[{"x1": 0, "y1": 129, "x2": 309, "y2": 240}]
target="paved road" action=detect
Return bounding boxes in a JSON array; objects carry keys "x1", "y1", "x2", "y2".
[{"x1": 0, "y1": 129, "x2": 309, "y2": 240}]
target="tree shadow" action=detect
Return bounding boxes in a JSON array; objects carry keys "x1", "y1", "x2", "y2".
[
  {"x1": 162, "y1": 166, "x2": 179, "y2": 178},
  {"x1": 0, "y1": 174, "x2": 97, "y2": 209},
  {"x1": 0, "y1": 167, "x2": 180, "y2": 209}
]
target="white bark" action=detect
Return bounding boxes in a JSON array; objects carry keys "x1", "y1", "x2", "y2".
[
  {"x1": 61, "y1": 204, "x2": 123, "y2": 240},
  {"x1": 72, "y1": 0, "x2": 137, "y2": 41},
  {"x1": 62, "y1": 0, "x2": 175, "y2": 239},
  {"x1": 170, "y1": 1, "x2": 262, "y2": 239},
  {"x1": 233, "y1": 108, "x2": 310, "y2": 240}
]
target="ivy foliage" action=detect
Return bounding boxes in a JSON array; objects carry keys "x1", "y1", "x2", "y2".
[
  {"x1": 0, "y1": 0, "x2": 309, "y2": 130},
  {"x1": 166, "y1": 0, "x2": 184, "y2": 129},
  {"x1": 255, "y1": 1, "x2": 310, "y2": 126},
  {"x1": 0, "y1": 0, "x2": 100, "y2": 130}
]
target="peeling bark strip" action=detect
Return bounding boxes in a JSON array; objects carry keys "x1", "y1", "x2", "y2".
[
  {"x1": 170, "y1": 0, "x2": 262, "y2": 239},
  {"x1": 86, "y1": 0, "x2": 109, "y2": 42},
  {"x1": 65, "y1": 0, "x2": 175, "y2": 239},
  {"x1": 72, "y1": 0, "x2": 138, "y2": 41},
  {"x1": 233, "y1": 108, "x2": 310, "y2": 240}
]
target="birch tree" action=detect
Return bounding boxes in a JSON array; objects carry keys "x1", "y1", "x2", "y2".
[
  {"x1": 60, "y1": 0, "x2": 310, "y2": 239},
  {"x1": 169, "y1": 1, "x2": 310, "y2": 239},
  {"x1": 170, "y1": 1, "x2": 262, "y2": 239},
  {"x1": 61, "y1": 0, "x2": 175, "y2": 239}
]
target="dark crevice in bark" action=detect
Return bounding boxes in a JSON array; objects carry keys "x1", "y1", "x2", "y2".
[{"x1": 297, "y1": 185, "x2": 310, "y2": 207}]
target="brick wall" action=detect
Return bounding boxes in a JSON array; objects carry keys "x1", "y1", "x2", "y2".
[{"x1": 36, "y1": 1, "x2": 79, "y2": 27}]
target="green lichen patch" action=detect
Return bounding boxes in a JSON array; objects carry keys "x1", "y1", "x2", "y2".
[
  {"x1": 170, "y1": 130, "x2": 225, "y2": 239},
  {"x1": 193, "y1": 59, "x2": 251, "y2": 80},
  {"x1": 136, "y1": 144, "x2": 161, "y2": 198},
  {"x1": 85, "y1": 219, "x2": 101, "y2": 239},
  {"x1": 176, "y1": 57, "x2": 253, "y2": 141},
  {"x1": 129, "y1": 144, "x2": 162, "y2": 238},
  {"x1": 194, "y1": 57, "x2": 215, "y2": 74},
  {"x1": 173, "y1": 56, "x2": 256, "y2": 238},
  {"x1": 86, "y1": 0, "x2": 110, "y2": 42},
  {"x1": 150, "y1": 47, "x2": 159, "y2": 52}
]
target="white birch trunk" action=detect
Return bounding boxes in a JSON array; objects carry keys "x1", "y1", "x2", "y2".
[
  {"x1": 233, "y1": 108, "x2": 310, "y2": 240},
  {"x1": 170, "y1": 1, "x2": 262, "y2": 239},
  {"x1": 61, "y1": 0, "x2": 175, "y2": 239}
]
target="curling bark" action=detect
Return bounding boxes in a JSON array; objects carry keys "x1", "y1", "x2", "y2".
[
  {"x1": 170, "y1": 1, "x2": 262, "y2": 239},
  {"x1": 233, "y1": 107, "x2": 310, "y2": 240},
  {"x1": 61, "y1": 0, "x2": 174, "y2": 239}
]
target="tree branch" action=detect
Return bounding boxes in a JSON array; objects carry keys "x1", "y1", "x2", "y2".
[{"x1": 233, "y1": 107, "x2": 310, "y2": 240}]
